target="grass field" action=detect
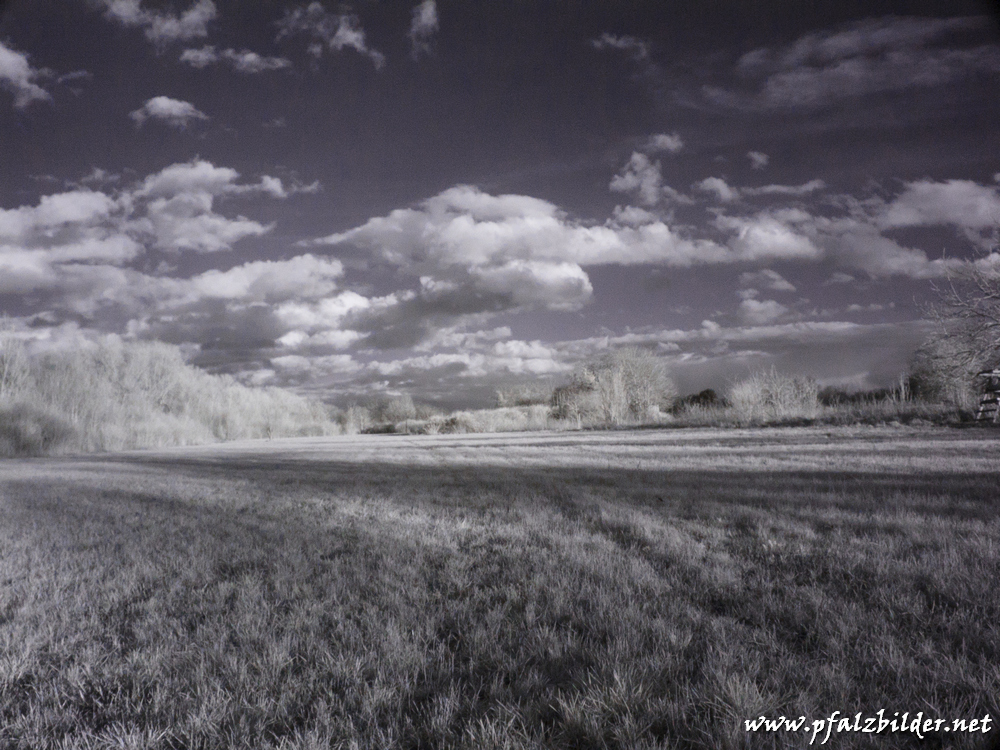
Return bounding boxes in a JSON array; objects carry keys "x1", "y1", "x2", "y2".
[{"x1": 1, "y1": 426, "x2": 999, "y2": 749}]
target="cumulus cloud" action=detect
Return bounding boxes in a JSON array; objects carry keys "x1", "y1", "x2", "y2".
[
  {"x1": 129, "y1": 96, "x2": 209, "y2": 128},
  {"x1": 98, "y1": 0, "x2": 216, "y2": 46},
  {"x1": 878, "y1": 179, "x2": 1000, "y2": 230},
  {"x1": 610, "y1": 152, "x2": 691, "y2": 206},
  {"x1": 126, "y1": 160, "x2": 303, "y2": 253},
  {"x1": 706, "y1": 15, "x2": 1000, "y2": 109},
  {"x1": 694, "y1": 176, "x2": 740, "y2": 203},
  {"x1": 738, "y1": 298, "x2": 789, "y2": 325},
  {"x1": 180, "y1": 46, "x2": 291, "y2": 73},
  {"x1": 310, "y1": 184, "x2": 731, "y2": 271},
  {"x1": 646, "y1": 132, "x2": 683, "y2": 154},
  {"x1": 152, "y1": 256, "x2": 345, "y2": 310},
  {"x1": 710, "y1": 202, "x2": 968, "y2": 280},
  {"x1": 0, "y1": 41, "x2": 53, "y2": 109},
  {"x1": 825, "y1": 219, "x2": 958, "y2": 279},
  {"x1": 610, "y1": 152, "x2": 663, "y2": 206},
  {"x1": 0, "y1": 161, "x2": 352, "y2": 383},
  {"x1": 715, "y1": 212, "x2": 823, "y2": 261},
  {"x1": 408, "y1": 0, "x2": 439, "y2": 59},
  {"x1": 747, "y1": 151, "x2": 769, "y2": 169},
  {"x1": 276, "y1": 3, "x2": 385, "y2": 69},
  {"x1": 738, "y1": 269, "x2": 796, "y2": 291},
  {"x1": 298, "y1": 183, "x2": 913, "y2": 349},
  {"x1": 300, "y1": 185, "x2": 755, "y2": 346},
  {"x1": 0, "y1": 158, "x2": 303, "y2": 309}
]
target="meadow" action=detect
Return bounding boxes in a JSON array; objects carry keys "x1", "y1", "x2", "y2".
[{"x1": 1, "y1": 426, "x2": 998, "y2": 749}]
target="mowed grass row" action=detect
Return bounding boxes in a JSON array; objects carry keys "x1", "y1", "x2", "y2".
[{"x1": 0, "y1": 432, "x2": 999, "y2": 749}]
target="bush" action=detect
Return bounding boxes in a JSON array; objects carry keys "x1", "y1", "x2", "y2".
[
  {"x1": 671, "y1": 388, "x2": 726, "y2": 415},
  {"x1": 365, "y1": 394, "x2": 417, "y2": 424},
  {"x1": 0, "y1": 402, "x2": 77, "y2": 456},
  {"x1": 729, "y1": 369, "x2": 818, "y2": 423},
  {"x1": 552, "y1": 347, "x2": 676, "y2": 427}
]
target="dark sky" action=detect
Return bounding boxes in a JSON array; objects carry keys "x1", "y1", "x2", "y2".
[{"x1": 1, "y1": 0, "x2": 999, "y2": 407}]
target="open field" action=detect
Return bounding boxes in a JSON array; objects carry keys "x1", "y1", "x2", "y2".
[{"x1": 1, "y1": 426, "x2": 999, "y2": 749}]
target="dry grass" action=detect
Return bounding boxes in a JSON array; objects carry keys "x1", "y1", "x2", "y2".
[{"x1": 0, "y1": 427, "x2": 998, "y2": 749}]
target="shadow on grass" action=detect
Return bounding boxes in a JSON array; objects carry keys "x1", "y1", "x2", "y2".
[{"x1": 92, "y1": 453, "x2": 1000, "y2": 523}]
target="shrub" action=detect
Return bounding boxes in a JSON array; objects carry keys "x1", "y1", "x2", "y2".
[
  {"x1": 0, "y1": 402, "x2": 77, "y2": 456},
  {"x1": 552, "y1": 347, "x2": 676, "y2": 427},
  {"x1": 729, "y1": 369, "x2": 818, "y2": 423},
  {"x1": 671, "y1": 388, "x2": 726, "y2": 414},
  {"x1": 365, "y1": 394, "x2": 418, "y2": 424}
]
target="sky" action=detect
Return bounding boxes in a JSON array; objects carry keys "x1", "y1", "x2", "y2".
[{"x1": 1, "y1": 0, "x2": 999, "y2": 408}]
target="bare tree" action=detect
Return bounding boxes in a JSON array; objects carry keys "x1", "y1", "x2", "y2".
[{"x1": 917, "y1": 252, "x2": 1000, "y2": 404}]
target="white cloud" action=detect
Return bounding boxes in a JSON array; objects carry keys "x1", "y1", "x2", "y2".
[
  {"x1": 98, "y1": 0, "x2": 216, "y2": 46},
  {"x1": 180, "y1": 46, "x2": 291, "y2": 73},
  {"x1": 826, "y1": 220, "x2": 958, "y2": 279},
  {"x1": 274, "y1": 292, "x2": 372, "y2": 333},
  {"x1": 277, "y1": 3, "x2": 385, "y2": 69},
  {"x1": 0, "y1": 189, "x2": 117, "y2": 238},
  {"x1": 610, "y1": 152, "x2": 663, "y2": 206},
  {"x1": 139, "y1": 198, "x2": 270, "y2": 253},
  {"x1": 743, "y1": 179, "x2": 826, "y2": 197},
  {"x1": 747, "y1": 151, "x2": 769, "y2": 169},
  {"x1": 409, "y1": 0, "x2": 439, "y2": 59},
  {"x1": 694, "y1": 177, "x2": 825, "y2": 202},
  {"x1": 745, "y1": 16, "x2": 989, "y2": 72},
  {"x1": 646, "y1": 133, "x2": 683, "y2": 154},
  {"x1": 310, "y1": 184, "x2": 728, "y2": 270},
  {"x1": 0, "y1": 41, "x2": 52, "y2": 109},
  {"x1": 738, "y1": 269, "x2": 796, "y2": 291},
  {"x1": 715, "y1": 213, "x2": 823, "y2": 261},
  {"x1": 0, "y1": 159, "x2": 301, "y2": 306},
  {"x1": 694, "y1": 177, "x2": 739, "y2": 203},
  {"x1": 738, "y1": 298, "x2": 789, "y2": 326},
  {"x1": 592, "y1": 33, "x2": 649, "y2": 61},
  {"x1": 129, "y1": 96, "x2": 209, "y2": 129},
  {"x1": 152, "y1": 255, "x2": 344, "y2": 308},
  {"x1": 127, "y1": 160, "x2": 301, "y2": 253},
  {"x1": 708, "y1": 16, "x2": 1000, "y2": 109},
  {"x1": 879, "y1": 179, "x2": 1000, "y2": 230},
  {"x1": 610, "y1": 152, "x2": 691, "y2": 206},
  {"x1": 611, "y1": 205, "x2": 658, "y2": 226}
]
